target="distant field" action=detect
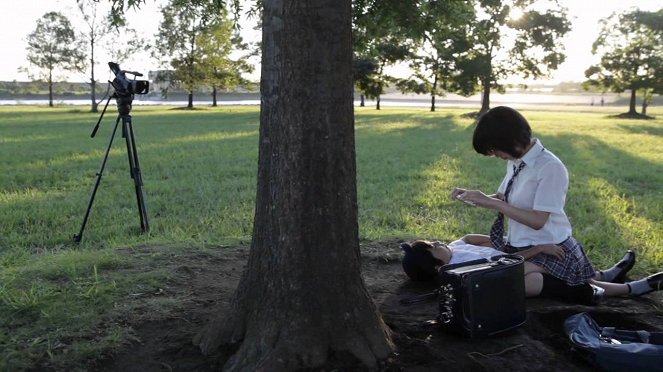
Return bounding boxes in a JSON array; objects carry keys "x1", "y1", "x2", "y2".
[{"x1": 1, "y1": 105, "x2": 662, "y2": 369}]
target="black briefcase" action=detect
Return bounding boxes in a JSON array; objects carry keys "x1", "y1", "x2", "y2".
[{"x1": 436, "y1": 255, "x2": 526, "y2": 338}]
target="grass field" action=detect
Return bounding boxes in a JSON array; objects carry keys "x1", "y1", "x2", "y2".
[{"x1": 1, "y1": 104, "x2": 662, "y2": 369}]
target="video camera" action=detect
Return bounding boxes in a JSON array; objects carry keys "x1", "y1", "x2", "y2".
[{"x1": 108, "y1": 62, "x2": 149, "y2": 96}]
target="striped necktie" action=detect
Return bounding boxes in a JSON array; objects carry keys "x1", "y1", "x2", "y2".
[{"x1": 489, "y1": 161, "x2": 526, "y2": 249}]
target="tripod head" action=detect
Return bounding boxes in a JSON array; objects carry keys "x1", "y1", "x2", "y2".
[
  {"x1": 91, "y1": 62, "x2": 149, "y2": 137},
  {"x1": 108, "y1": 62, "x2": 149, "y2": 97},
  {"x1": 108, "y1": 62, "x2": 149, "y2": 116}
]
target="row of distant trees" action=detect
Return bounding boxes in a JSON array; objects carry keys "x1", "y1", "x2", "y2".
[
  {"x1": 23, "y1": 1, "x2": 661, "y2": 116},
  {"x1": 353, "y1": 1, "x2": 662, "y2": 116},
  {"x1": 22, "y1": 0, "x2": 253, "y2": 110}
]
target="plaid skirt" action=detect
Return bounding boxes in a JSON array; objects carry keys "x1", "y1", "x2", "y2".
[{"x1": 504, "y1": 236, "x2": 597, "y2": 286}]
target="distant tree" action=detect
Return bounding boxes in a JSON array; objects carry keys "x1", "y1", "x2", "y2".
[
  {"x1": 585, "y1": 9, "x2": 663, "y2": 116},
  {"x1": 76, "y1": 0, "x2": 144, "y2": 112},
  {"x1": 197, "y1": 23, "x2": 253, "y2": 106},
  {"x1": 24, "y1": 12, "x2": 85, "y2": 107},
  {"x1": 352, "y1": 57, "x2": 380, "y2": 107},
  {"x1": 353, "y1": 0, "x2": 418, "y2": 110},
  {"x1": 396, "y1": 0, "x2": 476, "y2": 112},
  {"x1": 153, "y1": 0, "x2": 234, "y2": 109},
  {"x1": 461, "y1": 0, "x2": 571, "y2": 114}
]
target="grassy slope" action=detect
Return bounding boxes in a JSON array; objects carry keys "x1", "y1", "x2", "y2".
[{"x1": 1, "y1": 105, "x2": 662, "y2": 369}]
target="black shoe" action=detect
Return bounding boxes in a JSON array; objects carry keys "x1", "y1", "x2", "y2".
[
  {"x1": 645, "y1": 272, "x2": 663, "y2": 294},
  {"x1": 610, "y1": 250, "x2": 636, "y2": 283}
]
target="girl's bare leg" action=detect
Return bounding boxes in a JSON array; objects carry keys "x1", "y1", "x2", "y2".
[{"x1": 524, "y1": 272, "x2": 544, "y2": 296}]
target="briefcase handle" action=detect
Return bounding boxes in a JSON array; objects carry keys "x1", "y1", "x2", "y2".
[{"x1": 437, "y1": 284, "x2": 456, "y2": 324}]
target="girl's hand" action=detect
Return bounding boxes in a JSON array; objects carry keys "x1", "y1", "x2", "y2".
[
  {"x1": 538, "y1": 244, "x2": 565, "y2": 260},
  {"x1": 456, "y1": 190, "x2": 499, "y2": 209}
]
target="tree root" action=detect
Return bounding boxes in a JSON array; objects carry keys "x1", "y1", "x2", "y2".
[{"x1": 193, "y1": 290, "x2": 393, "y2": 371}]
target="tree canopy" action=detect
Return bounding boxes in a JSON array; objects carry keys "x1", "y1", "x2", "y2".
[
  {"x1": 352, "y1": 0, "x2": 571, "y2": 113},
  {"x1": 462, "y1": 0, "x2": 571, "y2": 113}
]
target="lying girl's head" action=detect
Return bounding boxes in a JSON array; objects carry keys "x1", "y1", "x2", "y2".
[{"x1": 401, "y1": 240, "x2": 452, "y2": 281}]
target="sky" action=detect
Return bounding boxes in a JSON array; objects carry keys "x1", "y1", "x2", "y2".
[{"x1": 0, "y1": 0, "x2": 660, "y2": 84}]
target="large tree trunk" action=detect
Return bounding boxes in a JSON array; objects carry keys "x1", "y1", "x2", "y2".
[
  {"x1": 212, "y1": 86, "x2": 218, "y2": 107},
  {"x1": 187, "y1": 92, "x2": 194, "y2": 109},
  {"x1": 628, "y1": 89, "x2": 637, "y2": 114},
  {"x1": 193, "y1": 1, "x2": 393, "y2": 371}
]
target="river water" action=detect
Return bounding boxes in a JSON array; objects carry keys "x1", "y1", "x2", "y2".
[{"x1": 0, "y1": 93, "x2": 617, "y2": 108}]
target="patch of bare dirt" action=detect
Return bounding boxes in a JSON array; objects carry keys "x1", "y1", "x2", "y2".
[{"x1": 96, "y1": 242, "x2": 663, "y2": 371}]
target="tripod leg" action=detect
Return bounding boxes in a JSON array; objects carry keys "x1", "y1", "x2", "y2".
[
  {"x1": 122, "y1": 116, "x2": 150, "y2": 233},
  {"x1": 74, "y1": 115, "x2": 122, "y2": 242}
]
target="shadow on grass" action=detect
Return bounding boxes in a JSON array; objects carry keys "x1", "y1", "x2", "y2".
[
  {"x1": 528, "y1": 132, "x2": 662, "y2": 272},
  {"x1": 616, "y1": 122, "x2": 663, "y2": 137}
]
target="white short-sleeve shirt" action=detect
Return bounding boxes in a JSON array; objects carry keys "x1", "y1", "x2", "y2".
[
  {"x1": 497, "y1": 138, "x2": 572, "y2": 247},
  {"x1": 448, "y1": 240, "x2": 503, "y2": 264}
]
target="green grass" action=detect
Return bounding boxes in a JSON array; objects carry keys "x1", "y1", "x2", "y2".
[{"x1": 1, "y1": 104, "x2": 662, "y2": 369}]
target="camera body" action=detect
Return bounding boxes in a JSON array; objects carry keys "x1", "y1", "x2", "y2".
[{"x1": 108, "y1": 62, "x2": 149, "y2": 95}]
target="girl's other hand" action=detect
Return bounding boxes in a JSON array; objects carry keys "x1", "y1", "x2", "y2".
[{"x1": 539, "y1": 244, "x2": 565, "y2": 259}]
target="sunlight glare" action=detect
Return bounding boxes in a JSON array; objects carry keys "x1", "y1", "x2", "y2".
[{"x1": 509, "y1": 8, "x2": 524, "y2": 21}]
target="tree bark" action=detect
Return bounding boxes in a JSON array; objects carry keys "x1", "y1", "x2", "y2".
[
  {"x1": 212, "y1": 86, "x2": 218, "y2": 107},
  {"x1": 90, "y1": 37, "x2": 98, "y2": 113},
  {"x1": 188, "y1": 92, "x2": 194, "y2": 109},
  {"x1": 430, "y1": 73, "x2": 437, "y2": 112},
  {"x1": 360, "y1": 94, "x2": 365, "y2": 107},
  {"x1": 480, "y1": 79, "x2": 491, "y2": 115},
  {"x1": 48, "y1": 69, "x2": 54, "y2": 108},
  {"x1": 193, "y1": 1, "x2": 393, "y2": 370}
]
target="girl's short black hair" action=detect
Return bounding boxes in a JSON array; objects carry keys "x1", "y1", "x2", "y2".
[
  {"x1": 401, "y1": 241, "x2": 443, "y2": 282},
  {"x1": 473, "y1": 106, "x2": 532, "y2": 158}
]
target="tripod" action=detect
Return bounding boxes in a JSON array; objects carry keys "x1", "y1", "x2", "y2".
[{"x1": 73, "y1": 93, "x2": 149, "y2": 242}]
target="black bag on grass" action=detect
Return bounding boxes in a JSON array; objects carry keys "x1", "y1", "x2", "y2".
[
  {"x1": 400, "y1": 254, "x2": 527, "y2": 338},
  {"x1": 564, "y1": 312, "x2": 663, "y2": 371}
]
